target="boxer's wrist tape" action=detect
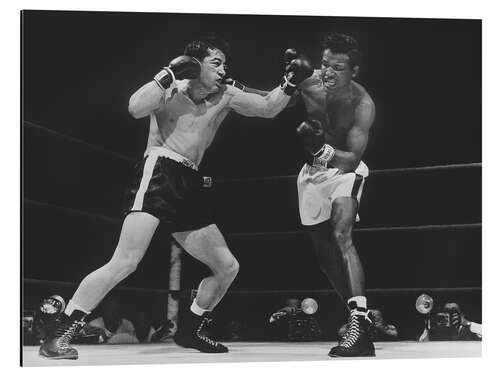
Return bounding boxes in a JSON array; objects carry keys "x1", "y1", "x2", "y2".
[
  {"x1": 283, "y1": 75, "x2": 297, "y2": 87},
  {"x1": 313, "y1": 144, "x2": 335, "y2": 167},
  {"x1": 231, "y1": 79, "x2": 246, "y2": 91},
  {"x1": 281, "y1": 75, "x2": 297, "y2": 96},
  {"x1": 154, "y1": 67, "x2": 175, "y2": 91}
]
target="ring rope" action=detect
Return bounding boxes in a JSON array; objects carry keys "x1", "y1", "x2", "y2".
[
  {"x1": 228, "y1": 223, "x2": 481, "y2": 238},
  {"x1": 24, "y1": 278, "x2": 174, "y2": 295},
  {"x1": 217, "y1": 162, "x2": 481, "y2": 184},
  {"x1": 23, "y1": 119, "x2": 480, "y2": 181},
  {"x1": 24, "y1": 199, "x2": 121, "y2": 224},
  {"x1": 25, "y1": 199, "x2": 480, "y2": 235},
  {"x1": 24, "y1": 278, "x2": 480, "y2": 295},
  {"x1": 201, "y1": 287, "x2": 482, "y2": 295},
  {"x1": 24, "y1": 120, "x2": 136, "y2": 164}
]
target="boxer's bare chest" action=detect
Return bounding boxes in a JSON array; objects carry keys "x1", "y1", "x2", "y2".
[{"x1": 300, "y1": 84, "x2": 359, "y2": 149}]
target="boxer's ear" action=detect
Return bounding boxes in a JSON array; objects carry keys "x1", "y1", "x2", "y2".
[{"x1": 352, "y1": 66, "x2": 360, "y2": 79}]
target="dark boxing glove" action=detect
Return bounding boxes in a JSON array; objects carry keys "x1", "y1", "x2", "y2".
[
  {"x1": 154, "y1": 56, "x2": 201, "y2": 90},
  {"x1": 284, "y1": 48, "x2": 299, "y2": 70},
  {"x1": 281, "y1": 49, "x2": 313, "y2": 95},
  {"x1": 296, "y1": 119, "x2": 336, "y2": 167}
]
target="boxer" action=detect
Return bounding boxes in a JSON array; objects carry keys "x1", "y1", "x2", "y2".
[
  {"x1": 292, "y1": 33, "x2": 376, "y2": 357},
  {"x1": 39, "y1": 36, "x2": 313, "y2": 359}
]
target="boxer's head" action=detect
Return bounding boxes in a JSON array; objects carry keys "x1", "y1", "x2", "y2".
[
  {"x1": 319, "y1": 32, "x2": 361, "y2": 90},
  {"x1": 184, "y1": 36, "x2": 229, "y2": 93}
]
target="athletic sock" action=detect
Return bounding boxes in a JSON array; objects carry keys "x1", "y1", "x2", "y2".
[
  {"x1": 348, "y1": 296, "x2": 368, "y2": 314},
  {"x1": 190, "y1": 299, "x2": 211, "y2": 316}
]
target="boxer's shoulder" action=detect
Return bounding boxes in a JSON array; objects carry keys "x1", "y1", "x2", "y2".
[{"x1": 352, "y1": 81, "x2": 373, "y2": 102}]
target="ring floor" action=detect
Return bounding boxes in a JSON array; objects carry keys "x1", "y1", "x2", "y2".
[{"x1": 22, "y1": 340, "x2": 481, "y2": 366}]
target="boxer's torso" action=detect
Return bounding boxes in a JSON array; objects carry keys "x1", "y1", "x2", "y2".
[
  {"x1": 146, "y1": 82, "x2": 231, "y2": 166},
  {"x1": 299, "y1": 70, "x2": 372, "y2": 150}
]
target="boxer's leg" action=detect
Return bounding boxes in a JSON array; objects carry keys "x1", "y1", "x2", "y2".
[
  {"x1": 68, "y1": 212, "x2": 160, "y2": 313},
  {"x1": 171, "y1": 224, "x2": 238, "y2": 353},
  {"x1": 326, "y1": 197, "x2": 374, "y2": 357},
  {"x1": 329, "y1": 197, "x2": 365, "y2": 298},
  {"x1": 39, "y1": 212, "x2": 159, "y2": 359},
  {"x1": 172, "y1": 224, "x2": 239, "y2": 311},
  {"x1": 310, "y1": 220, "x2": 350, "y2": 301}
]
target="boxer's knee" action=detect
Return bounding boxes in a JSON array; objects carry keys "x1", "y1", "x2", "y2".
[
  {"x1": 332, "y1": 225, "x2": 354, "y2": 254},
  {"x1": 108, "y1": 248, "x2": 144, "y2": 277},
  {"x1": 216, "y1": 257, "x2": 239, "y2": 284}
]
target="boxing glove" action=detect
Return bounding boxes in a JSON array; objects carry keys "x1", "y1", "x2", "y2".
[
  {"x1": 154, "y1": 56, "x2": 201, "y2": 90},
  {"x1": 296, "y1": 119, "x2": 335, "y2": 167},
  {"x1": 284, "y1": 48, "x2": 299, "y2": 70},
  {"x1": 281, "y1": 49, "x2": 313, "y2": 95}
]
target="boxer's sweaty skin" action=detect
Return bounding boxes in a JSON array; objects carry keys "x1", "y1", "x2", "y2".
[
  {"x1": 297, "y1": 49, "x2": 375, "y2": 173},
  {"x1": 147, "y1": 81, "x2": 289, "y2": 166},
  {"x1": 299, "y1": 70, "x2": 374, "y2": 163}
]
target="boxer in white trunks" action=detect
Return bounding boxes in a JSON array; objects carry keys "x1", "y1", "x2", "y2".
[
  {"x1": 292, "y1": 32, "x2": 376, "y2": 357},
  {"x1": 39, "y1": 36, "x2": 313, "y2": 359}
]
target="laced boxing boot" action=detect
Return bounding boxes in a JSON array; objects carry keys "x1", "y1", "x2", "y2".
[
  {"x1": 329, "y1": 305, "x2": 375, "y2": 357},
  {"x1": 174, "y1": 310, "x2": 228, "y2": 353},
  {"x1": 39, "y1": 310, "x2": 87, "y2": 359}
]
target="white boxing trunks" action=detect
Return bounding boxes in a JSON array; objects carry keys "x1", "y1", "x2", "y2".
[{"x1": 297, "y1": 161, "x2": 369, "y2": 226}]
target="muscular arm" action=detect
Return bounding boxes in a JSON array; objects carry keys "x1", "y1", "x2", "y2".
[
  {"x1": 240, "y1": 86, "x2": 301, "y2": 108},
  {"x1": 128, "y1": 81, "x2": 166, "y2": 119},
  {"x1": 227, "y1": 85, "x2": 290, "y2": 118},
  {"x1": 329, "y1": 100, "x2": 375, "y2": 171}
]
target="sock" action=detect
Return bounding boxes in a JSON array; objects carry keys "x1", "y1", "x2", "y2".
[
  {"x1": 64, "y1": 299, "x2": 90, "y2": 319},
  {"x1": 348, "y1": 296, "x2": 367, "y2": 313},
  {"x1": 190, "y1": 299, "x2": 211, "y2": 317}
]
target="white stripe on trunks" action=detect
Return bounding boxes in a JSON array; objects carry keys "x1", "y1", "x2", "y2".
[{"x1": 132, "y1": 153, "x2": 159, "y2": 212}]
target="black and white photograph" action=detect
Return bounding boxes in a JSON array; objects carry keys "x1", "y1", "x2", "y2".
[{"x1": 17, "y1": 3, "x2": 490, "y2": 370}]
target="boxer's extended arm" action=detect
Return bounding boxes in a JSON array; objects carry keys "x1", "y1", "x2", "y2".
[
  {"x1": 329, "y1": 100, "x2": 375, "y2": 171},
  {"x1": 227, "y1": 85, "x2": 290, "y2": 118},
  {"x1": 224, "y1": 78, "x2": 269, "y2": 96},
  {"x1": 227, "y1": 80, "x2": 301, "y2": 107},
  {"x1": 226, "y1": 53, "x2": 312, "y2": 117},
  {"x1": 244, "y1": 87, "x2": 269, "y2": 96}
]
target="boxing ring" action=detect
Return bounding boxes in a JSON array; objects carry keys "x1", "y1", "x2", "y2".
[
  {"x1": 22, "y1": 341, "x2": 480, "y2": 366},
  {"x1": 22, "y1": 120, "x2": 482, "y2": 366}
]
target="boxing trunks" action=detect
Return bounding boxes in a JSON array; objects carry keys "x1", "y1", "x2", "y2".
[
  {"x1": 123, "y1": 146, "x2": 214, "y2": 232},
  {"x1": 297, "y1": 161, "x2": 369, "y2": 225}
]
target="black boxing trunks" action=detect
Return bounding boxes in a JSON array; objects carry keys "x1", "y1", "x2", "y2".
[{"x1": 123, "y1": 147, "x2": 214, "y2": 232}]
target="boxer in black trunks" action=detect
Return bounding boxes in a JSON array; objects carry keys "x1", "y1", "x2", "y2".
[{"x1": 39, "y1": 36, "x2": 313, "y2": 359}]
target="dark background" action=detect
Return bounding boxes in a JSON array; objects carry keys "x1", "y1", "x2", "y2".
[{"x1": 22, "y1": 11, "x2": 481, "y2": 341}]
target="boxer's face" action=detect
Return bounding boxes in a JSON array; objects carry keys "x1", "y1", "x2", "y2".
[
  {"x1": 320, "y1": 49, "x2": 358, "y2": 91},
  {"x1": 199, "y1": 48, "x2": 227, "y2": 93}
]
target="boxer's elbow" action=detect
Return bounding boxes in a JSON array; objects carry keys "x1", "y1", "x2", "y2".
[
  {"x1": 128, "y1": 95, "x2": 147, "y2": 119},
  {"x1": 260, "y1": 105, "x2": 281, "y2": 118}
]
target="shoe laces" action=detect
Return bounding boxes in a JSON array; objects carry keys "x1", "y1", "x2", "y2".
[
  {"x1": 196, "y1": 317, "x2": 220, "y2": 347},
  {"x1": 340, "y1": 311, "x2": 369, "y2": 348},
  {"x1": 55, "y1": 320, "x2": 84, "y2": 349}
]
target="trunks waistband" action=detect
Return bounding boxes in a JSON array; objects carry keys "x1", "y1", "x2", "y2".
[{"x1": 145, "y1": 147, "x2": 198, "y2": 171}]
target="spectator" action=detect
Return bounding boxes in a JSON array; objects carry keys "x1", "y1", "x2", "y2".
[{"x1": 87, "y1": 299, "x2": 139, "y2": 344}]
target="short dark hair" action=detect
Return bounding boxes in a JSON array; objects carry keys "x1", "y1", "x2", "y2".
[
  {"x1": 321, "y1": 32, "x2": 361, "y2": 68},
  {"x1": 184, "y1": 36, "x2": 230, "y2": 62}
]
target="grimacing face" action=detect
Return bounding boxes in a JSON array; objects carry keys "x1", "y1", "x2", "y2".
[
  {"x1": 320, "y1": 49, "x2": 358, "y2": 91},
  {"x1": 198, "y1": 48, "x2": 226, "y2": 93}
]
